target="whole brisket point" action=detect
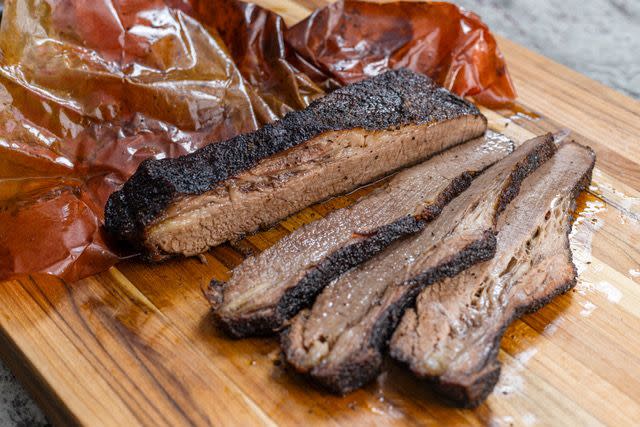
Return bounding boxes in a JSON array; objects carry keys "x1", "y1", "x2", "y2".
[
  {"x1": 104, "y1": 69, "x2": 487, "y2": 260},
  {"x1": 282, "y1": 134, "x2": 557, "y2": 394},
  {"x1": 209, "y1": 133, "x2": 514, "y2": 338},
  {"x1": 390, "y1": 142, "x2": 595, "y2": 408}
]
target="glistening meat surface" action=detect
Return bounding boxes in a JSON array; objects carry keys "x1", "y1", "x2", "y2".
[
  {"x1": 390, "y1": 142, "x2": 595, "y2": 408},
  {"x1": 208, "y1": 133, "x2": 514, "y2": 337},
  {"x1": 282, "y1": 134, "x2": 556, "y2": 394},
  {"x1": 104, "y1": 70, "x2": 486, "y2": 260}
]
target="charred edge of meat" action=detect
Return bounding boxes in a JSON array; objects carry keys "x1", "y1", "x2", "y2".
[
  {"x1": 277, "y1": 216, "x2": 425, "y2": 320},
  {"x1": 209, "y1": 216, "x2": 429, "y2": 338},
  {"x1": 287, "y1": 231, "x2": 498, "y2": 395},
  {"x1": 431, "y1": 359, "x2": 502, "y2": 409},
  {"x1": 104, "y1": 69, "x2": 482, "y2": 248},
  {"x1": 430, "y1": 277, "x2": 578, "y2": 409},
  {"x1": 410, "y1": 155, "x2": 595, "y2": 408},
  {"x1": 214, "y1": 216, "x2": 425, "y2": 338},
  {"x1": 280, "y1": 310, "x2": 386, "y2": 396},
  {"x1": 282, "y1": 135, "x2": 561, "y2": 394},
  {"x1": 213, "y1": 171, "x2": 481, "y2": 338},
  {"x1": 496, "y1": 133, "x2": 556, "y2": 215},
  {"x1": 205, "y1": 279, "x2": 225, "y2": 308}
]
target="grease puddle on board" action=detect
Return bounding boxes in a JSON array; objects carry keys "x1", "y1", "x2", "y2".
[
  {"x1": 590, "y1": 179, "x2": 640, "y2": 282},
  {"x1": 569, "y1": 191, "x2": 608, "y2": 316},
  {"x1": 578, "y1": 281, "x2": 623, "y2": 304},
  {"x1": 569, "y1": 184, "x2": 636, "y2": 318},
  {"x1": 590, "y1": 170, "x2": 640, "y2": 220},
  {"x1": 570, "y1": 191, "x2": 606, "y2": 275},
  {"x1": 491, "y1": 348, "x2": 539, "y2": 426},
  {"x1": 494, "y1": 348, "x2": 538, "y2": 397},
  {"x1": 363, "y1": 371, "x2": 405, "y2": 419}
]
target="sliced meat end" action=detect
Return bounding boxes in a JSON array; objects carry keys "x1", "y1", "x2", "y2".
[
  {"x1": 145, "y1": 116, "x2": 486, "y2": 258},
  {"x1": 282, "y1": 134, "x2": 557, "y2": 394},
  {"x1": 390, "y1": 141, "x2": 595, "y2": 408},
  {"x1": 211, "y1": 132, "x2": 514, "y2": 338},
  {"x1": 104, "y1": 69, "x2": 487, "y2": 260}
]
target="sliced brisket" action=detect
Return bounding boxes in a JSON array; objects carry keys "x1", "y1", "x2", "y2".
[
  {"x1": 390, "y1": 142, "x2": 595, "y2": 408},
  {"x1": 282, "y1": 134, "x2": 557, "y2": 394},
  {"x1": 209, "y1": 133, "x2": 514, "y2": 338},
  {"x1": 104, "y1": 69, "x2": 486, "y2": 260}
]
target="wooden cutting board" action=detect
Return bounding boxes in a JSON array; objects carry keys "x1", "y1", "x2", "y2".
[{"x1": 2, "y1": 1, "x2": 639, "y2": 426}]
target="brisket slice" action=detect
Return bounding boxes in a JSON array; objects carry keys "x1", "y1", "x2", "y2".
[
  {"x1": 282, "y1": 134, "x2": 557, "y2": 394},
  {"x1": 104, "y1": 69, "x2": 486, "y2": 260},
  {"x1": 390, "y1": 142, "x2": 595, "y2": 408},
  {"x1": 208, "y1": 133, "x2": 514, "y2": 338}
]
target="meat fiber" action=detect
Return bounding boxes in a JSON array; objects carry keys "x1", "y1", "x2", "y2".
[
  {"x1": 282, "y1": 134, "x2": 556, "y2": 394},
  {"x1": 390, "y1": 142, "x2": 595, "y2": 408},
  {"x1": 208, "y1": 133, "x2": 514, "y2": 337},
  {"x1": 104, "y1": 70, "x2": 486, "y2": 260}
]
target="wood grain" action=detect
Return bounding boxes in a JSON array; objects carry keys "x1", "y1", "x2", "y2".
[{"x1": 0, "y1": 1, "x2": 639, "y2": 426}]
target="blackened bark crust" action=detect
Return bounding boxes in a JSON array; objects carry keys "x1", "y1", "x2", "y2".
[{"x1": 105, "y1": 69, "x2": 482, "y2": 251}]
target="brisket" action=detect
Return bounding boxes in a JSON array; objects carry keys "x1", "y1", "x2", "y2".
[
  {"x1": 209, "y1": 133, "x2": 514, "y2": 337},
  {"x1": 390, "y1": 142, "x2": 595, "y2": 408},
  {"x1": 282, "y1": 134, "x2": 557, "y2": 394},
  {"x1": 104, "y1": 69, "x2": 486, "y2": 260}
]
